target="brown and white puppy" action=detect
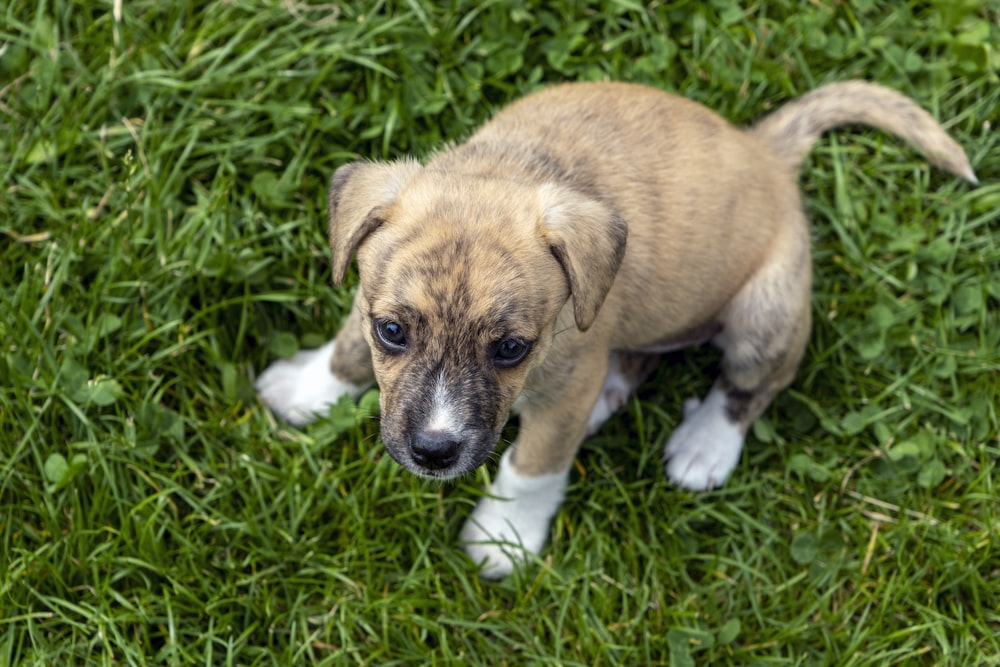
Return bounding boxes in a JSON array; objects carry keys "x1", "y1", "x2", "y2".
[{"x1": 257, "y1": 81, "x2": 976, "y2": 578}]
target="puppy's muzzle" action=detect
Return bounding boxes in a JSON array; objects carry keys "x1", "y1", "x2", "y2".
[
  {"x1": 382, "y1": 419, "x2": 499, "y2": 479},
  {"x1": 378, "y1": 366, "x2": 505, "y2": 478}
]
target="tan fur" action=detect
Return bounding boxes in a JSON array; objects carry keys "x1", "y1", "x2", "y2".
[
  {"x1": 264, "y1": 81, "x2": 976, "y2": 490},
  {"x1": 752, "y1": 81, "x2": 978, "y2": 183},
  {"x1": 317, "y1": 80, "x2": 974, "y2": 484},
  {"x1": 250, "y1": 79, "x2": 978, "y2": 575}
]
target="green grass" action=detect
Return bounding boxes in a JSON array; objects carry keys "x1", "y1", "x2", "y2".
[{"x1": 2, "y1": 0, "x2": 998, "y2": 664}]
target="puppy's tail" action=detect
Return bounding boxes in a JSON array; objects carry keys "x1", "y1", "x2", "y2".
[{"x1": 752, "y1": 80, "x2": 978, "y2": 184}]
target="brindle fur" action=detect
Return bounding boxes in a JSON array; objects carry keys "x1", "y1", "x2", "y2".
[
  {"x1": 260, "y1": 81, "x2": 975, "y2": 571},
  {"x1": 319, "y1": 81, "x2": 974, "y2": 480}
]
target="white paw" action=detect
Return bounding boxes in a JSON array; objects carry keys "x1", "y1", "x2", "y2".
[
  {"x1": 663, "y1": 387, "x2": 744, "y2": 491},
  {"x1": 586, "y1": 389, "x2": 625, "y2": 436},
  {"x1": 460, "y1": 449, "x2": 568, "y2": 579},
  {"x1": 585, "y1": 354, "x2": 634, "y2": 435},
  {"x1": 256, "y1": 340, "x2": 368, "y2": 427}
]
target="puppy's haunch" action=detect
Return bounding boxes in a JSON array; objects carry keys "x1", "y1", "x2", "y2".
[{"x1": 257, "y1": 80, "x2": 976, "y2": 578}]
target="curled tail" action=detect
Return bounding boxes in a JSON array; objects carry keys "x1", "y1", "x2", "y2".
[{"x1": 751, "y1": 81, "x2": 978, "y2": 184}]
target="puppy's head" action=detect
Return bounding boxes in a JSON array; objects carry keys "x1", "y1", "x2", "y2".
[{"x1": 328, "y1": 160, "x2": 626, "y2": 479}]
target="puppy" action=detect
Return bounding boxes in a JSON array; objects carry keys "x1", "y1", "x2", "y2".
[{"x1": 257, "y1": 81, "x2": 976, "y2": 578}]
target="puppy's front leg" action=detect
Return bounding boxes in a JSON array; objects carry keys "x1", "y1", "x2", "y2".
[
  {"x1": 460, "y1": 446, "x2": 570, "y2": 579},
  {"x1": 256, "y1": 290, "x2": 374, "y2": 426},
  {"x1": 461, "y1": 353, "x2": 606, "y2": 579}
]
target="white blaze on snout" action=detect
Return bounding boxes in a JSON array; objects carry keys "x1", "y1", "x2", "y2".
[{"x1": 425, "y1": 372, "x2": 463, "y2": 435}]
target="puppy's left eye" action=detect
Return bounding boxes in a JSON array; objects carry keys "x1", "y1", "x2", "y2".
[
  {"x1": 374, "y1": 319, "x2": 407, "y2": 352},
  {"x1": 494, "y1": 338, "x2": 531, "y2": 368}
]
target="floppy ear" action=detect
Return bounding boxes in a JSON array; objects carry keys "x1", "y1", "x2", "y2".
[
  {"x1": 538, "y1": 184, "x2": 628, "y2": 331},
  {"x1": 328, "y1": 159, "x2": 422, "y2": 285}
]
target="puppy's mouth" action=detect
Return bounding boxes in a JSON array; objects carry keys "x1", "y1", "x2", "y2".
[
  {"x1": 376, "y1": 367, "x2": 515, "y2": 479},
  {"x1": 380, "y1": 422, "x2": 500, "y2": 481}
]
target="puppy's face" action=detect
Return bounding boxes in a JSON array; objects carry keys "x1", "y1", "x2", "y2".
[
  {"x1": 329, "y1": 162, "x2": 626, "y2": 479},
  {"x1": 355, "y1": 177, "x2": 570, "y2": 478}
]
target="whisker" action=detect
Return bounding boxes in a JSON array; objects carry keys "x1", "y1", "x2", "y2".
[{"x1": 552, "y1": 324, "x2": 575, "y2": 337}]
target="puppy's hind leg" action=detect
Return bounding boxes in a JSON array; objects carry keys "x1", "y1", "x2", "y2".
[
  {"x1": 664, "y1": 224, "x2": 812, "y2": 490},
  {"x1": 256, "y1": 290, "x2": 375, "y2": 427}
]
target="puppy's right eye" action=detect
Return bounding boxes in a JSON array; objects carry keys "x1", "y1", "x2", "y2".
[
  {"x1": 493, "y1": 338, "x2": 531, "y2": 368},
  {"x1": 374, "y1": 319, "x2": 407, "y2": 352}
]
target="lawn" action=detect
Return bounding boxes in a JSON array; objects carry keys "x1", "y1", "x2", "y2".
[{"x1": 2, "y1": 0, "x2": 998, "y2": 664}]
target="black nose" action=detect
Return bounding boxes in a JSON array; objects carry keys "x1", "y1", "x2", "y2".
[{"x1": 411, "y1": 431, "x2": 461, "y2": 469}]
